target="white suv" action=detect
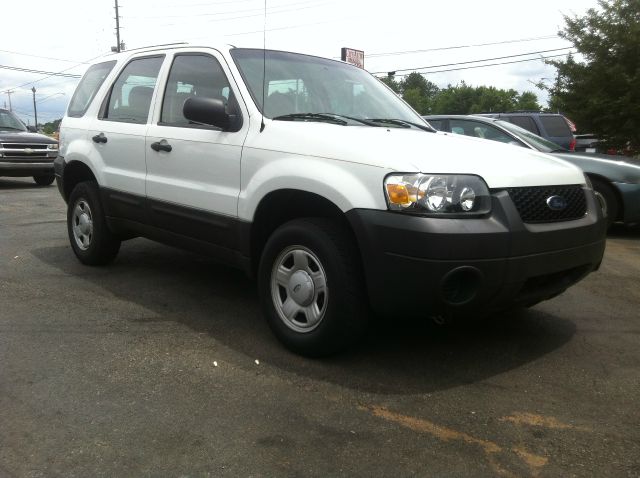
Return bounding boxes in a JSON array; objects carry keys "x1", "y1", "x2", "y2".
[{"x1": 55, "y1": 45, "x2": 606, "y2": 356}]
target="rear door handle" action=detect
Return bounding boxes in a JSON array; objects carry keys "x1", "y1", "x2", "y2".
[
  {"x1": 150, "y1": 139, "x2": 172, "y2": 153},
  {"x1": 92, "y1": 133, "x2": 107, "y2": 144}
]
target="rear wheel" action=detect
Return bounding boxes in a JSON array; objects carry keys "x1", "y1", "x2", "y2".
[
  {"x1": 33, "y1": 174, "x2": 55, "y2": 186},
  {"x1": 258, "y1": 218, "x2": 369, "y2": 357},
  {"x1": 591, "y1": 178, "x2": 618, "y2": 228},
  {"x1": 67, "y1": 181, "x2": 120, "y2": 265}
]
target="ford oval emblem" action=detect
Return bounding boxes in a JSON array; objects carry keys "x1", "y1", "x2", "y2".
[{"x1": 546, "y1": 195, "x2": 568, "y2": 211}]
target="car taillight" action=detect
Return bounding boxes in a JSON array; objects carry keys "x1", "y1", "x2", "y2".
[{"x1": 569, "y1": 137, "x2": 576, "y2": 151}]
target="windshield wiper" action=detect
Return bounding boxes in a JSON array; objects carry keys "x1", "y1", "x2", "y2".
[
  {"x1": 272, "y1": 113, "x2": 348, "y2": 126},
  {"x1": 0, "y1": 126, "x2": 25, "y2": 131},
  {"x1": 320, "y1": 114, "x2": 382, "y2": 127},
  {"x1": 368, "y1": 118, "x2": 435, "y2": 132}
]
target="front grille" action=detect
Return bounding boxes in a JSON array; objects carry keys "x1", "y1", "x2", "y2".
[
  {"x1": 0, "y1": 143, "x2": 52, "y2": 160},
  {"x1": 507, "y1": 185, "x2": 587, "y2": 223},
  {"x1": 1, "y1": 143, "x2": 48, "y2": 150}
]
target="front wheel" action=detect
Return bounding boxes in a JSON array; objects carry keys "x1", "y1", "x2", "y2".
[
  {"x1": 67, "y1": 181, "x2": 121, "y2": 265},
  {"x1": 258, "y1": 218, "x2": 369, "y2": 357}
]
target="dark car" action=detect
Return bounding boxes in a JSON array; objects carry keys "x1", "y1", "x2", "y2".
[
  {"x1": 424, "y1": 114, "x2": 640, "y2": 227},
  {"x1": 575, "y1": 133, "x2": 600, "y2": 153},
  {"x1": 0, "y1": 108, "x2": 58, "y2": 185},
  {"x1": 475, "y1": 112, "x2": 576, "y2": 151}
]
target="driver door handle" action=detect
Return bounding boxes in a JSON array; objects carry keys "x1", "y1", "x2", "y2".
[
  {"x1": 92, "y1": 133, "x2": 107, "y2": 144},
  {"x1": 150, "y1": 139, "x2": 172, "y2": 153}
]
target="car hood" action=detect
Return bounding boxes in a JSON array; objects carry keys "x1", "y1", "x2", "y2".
[
  {"x1": 0, "y1": 131, "x2": 58, "y2": 144},
  {"x1": 256, "y1": 121, "x2": 584, "y2": 188}
]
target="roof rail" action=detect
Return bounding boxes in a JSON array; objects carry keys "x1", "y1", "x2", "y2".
[{"x1": 120, "y1": 42, "x2": 189, "y2": 53}]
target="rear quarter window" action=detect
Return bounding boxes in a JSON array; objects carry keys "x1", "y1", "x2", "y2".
[
  {"x1": 540, "y1": 116, "x2": 572, "y2": 137},
  {"x1": 67, "y1": 61, "x2": 117, "y2": 118}
]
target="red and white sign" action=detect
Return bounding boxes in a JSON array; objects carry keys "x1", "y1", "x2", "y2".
[{"x1": 341, "y1": 48, "x2": 364, "y2": 69}]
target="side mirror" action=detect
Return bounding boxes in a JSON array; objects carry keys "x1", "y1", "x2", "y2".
[
  {"x1": 183, "y1": 97, "x2": 230, "y2": 130},
  {"x1": 27, "y1": 125, "x2": 37, "y2": 133}
]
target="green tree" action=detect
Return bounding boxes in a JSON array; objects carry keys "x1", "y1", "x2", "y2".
[
  {"x1": 515, "y1": 91, "x2": 541, "y2": 111},
  {"x1": 546, "y1": 0, "x2": 640, "y2": 149},
  {"x1": 430, "y1": 82, "x2": 538, "y2": 114},
  {"x1": 379, "y1": 74, "x2": 401, "y2": 94},
  {"x1": 42, "y1": 118, "x2": 62, "y2": 135},
  {"x1": 399, "y1": 73, "x2": 439, "y2": 114}
]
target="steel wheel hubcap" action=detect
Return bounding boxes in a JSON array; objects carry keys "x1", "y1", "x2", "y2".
[
  {"x1": 72, "y1": 199, "x2": 93, "y2": 251},
  {"x1": 271, "y1": 246, "x2": 328, "y2": 333}
]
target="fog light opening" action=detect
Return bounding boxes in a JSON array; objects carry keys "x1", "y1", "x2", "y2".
[{"x1": 440, "y1": 267, "x2": 482, "y2": 306}]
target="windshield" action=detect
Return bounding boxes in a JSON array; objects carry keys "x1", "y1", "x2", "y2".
[
  {"x1": 496, "y1": 120, "x2": 565, "y2": 153},
  {"x1": 0, "y1": 110, "x2": 27, "y2": 132},
  {"x1": 230, "y1": 49, "x2": 427, "y2": 127}
]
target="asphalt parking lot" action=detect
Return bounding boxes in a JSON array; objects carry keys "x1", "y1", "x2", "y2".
[{"x1": 1, "y1": 177, "x2": 639, "y2": 477}]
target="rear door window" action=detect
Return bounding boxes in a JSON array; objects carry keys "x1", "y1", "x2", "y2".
[
  {"x1": 540, "y1": 116, "x2": 572, "y2": 136},
  {"x1": 67, "y1": 61, "x2": 116, "y2": 118},
  {"x1": 449, "y1": 119, "x2": 517, "y2": 144},
  {"x1": 103, "y1": 56, "x2": 164, "y2": 124},
  {"x1": 505, "y1": 116, "x2": 540, "y2": 135}
]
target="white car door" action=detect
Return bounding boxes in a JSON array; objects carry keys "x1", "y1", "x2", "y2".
[
  {"x1": 88, "y1": 55, "x2": 165, "y2": 222},
  {"x1": 145, "y1": 51, "x2": 248, "y2": 249}
]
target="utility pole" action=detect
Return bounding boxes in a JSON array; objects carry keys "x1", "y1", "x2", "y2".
[
  {"x1": 6, "y1": 90, "x2": 13, "y2": 111},
  {"x1": 31, "y1": 87, "x2": 38, "y2": 130},
  {"x1": 114, "y1": 0, "x2": 123, "y2": 53}
]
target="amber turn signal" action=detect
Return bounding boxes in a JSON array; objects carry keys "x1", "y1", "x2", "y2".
[{"x1": 386, "y1": 183, "x2": 410, "y2": 205}]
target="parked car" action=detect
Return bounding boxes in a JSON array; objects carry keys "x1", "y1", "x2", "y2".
[
  {"x1": 0, "y1": 108, "x2": 58, "y2": 185},
  {"x1": 476, "y1": 112, "x2": 576, "y2": 151},
  {"x1": 575, "y1": 133, "x2": 600, "y2": 153},
  {"x1": 55, "y1": 45, "x2": 606, "y2": 356},
  {"x1": 424, "y1": 115, "x2": 640, "y2": 226}
]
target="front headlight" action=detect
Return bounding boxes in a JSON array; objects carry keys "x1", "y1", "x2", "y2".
[
  {"x1": 47, "y1": 144, "x2": 58, "y2": 150},
  {"x1": 384, "y1": 173, "x2": 492, "y2": 216}
]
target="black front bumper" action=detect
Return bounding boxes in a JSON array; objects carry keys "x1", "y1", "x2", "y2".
[
  {"x1": 346, "y1": 189, "x2": 606, "y2": 318},
  {"x1": 0, "y1": 161, "x2": 54, "y2": 177}
]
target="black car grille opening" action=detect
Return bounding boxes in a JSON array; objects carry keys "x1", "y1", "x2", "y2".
[{"x1": 507, "y1": 185, "x2": 587, "y2": 223}]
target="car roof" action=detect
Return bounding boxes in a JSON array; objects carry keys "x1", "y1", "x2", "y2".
[{"x1": 423, "y1": 114, "x2": 500, "y2": 123}]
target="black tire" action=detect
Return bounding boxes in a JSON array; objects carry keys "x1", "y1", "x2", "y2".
[
  {"x1": 67, "y1": 181, "x2": 120, "y2": 265},
  {"x1": 33, "y1": 174, "x2": 55, "y2": 186},
  {"x1": 258, "y1": 218, "x2": 369, "y2": 357},
  {"x1": 591, "y1": 178, "x2": 618, "y2": 228}
]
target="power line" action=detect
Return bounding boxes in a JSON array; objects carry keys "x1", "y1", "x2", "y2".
[
  {"x1": 131, "y1": 0, "x2": 327, "y2": 19},
  {"x1": 3, "y1": 54, "x2": 106, "y2": 93},
  {"x1": 384, "y1": 52, "x2": 575, "y2": 78},
  {"x1": 365, "y1": 35, "x2": 562, "y2": 58},
  {"x1": 371, "y1": 47, "x2": 574, "y2": 75},
  {"x1": 154, "y1": 1, "x2": 329, "y2": 26},
  {"x1": 0, "y1": 64, "x2": 81, "y2": 78},
  {"x1": 0, "y1": 49, "x2": 89, "y2": 65}
]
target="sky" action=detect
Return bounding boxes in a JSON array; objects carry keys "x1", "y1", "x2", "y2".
[{"x1": 1, "y1": 0, "x2": 596, "y2": 126}]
